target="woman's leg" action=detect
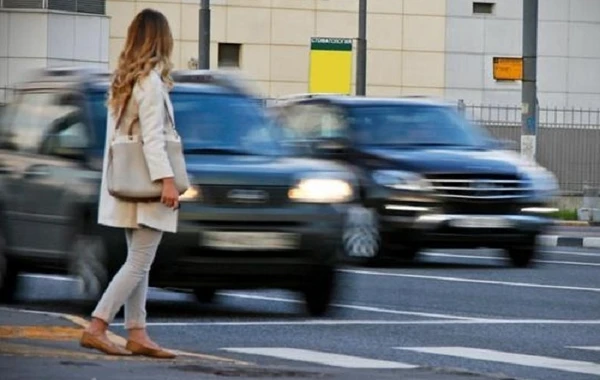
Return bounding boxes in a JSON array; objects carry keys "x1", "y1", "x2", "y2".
[{"x1": 87, "y1": 227, "x2": 162, "y2": 335}]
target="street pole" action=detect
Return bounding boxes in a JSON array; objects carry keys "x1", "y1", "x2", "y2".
[
  {"x1": 199, "y1": 0, "x2": 211, "y2": 70},
  {"x1": 356, "y1": 0, "x2": 367, "y2": 96},
  {"x1": 521, "y1": 0, "x2": 538, "y2": 160}
]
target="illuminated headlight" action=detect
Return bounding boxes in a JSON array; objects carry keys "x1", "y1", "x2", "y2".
[
  {"x1": 372, "y1": 170, "x2": 432, "y2": 191},
  {"x1": 179, "y1": 185, "x2": 202, "y2": 201},
  {"x1": 288, "y1": 179, "x2": 353, "y2": 203}
]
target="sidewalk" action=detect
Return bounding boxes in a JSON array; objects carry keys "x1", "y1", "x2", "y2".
[
  {"x1": 0, "y1": 306, "x2": 507, "y2": 380},
  {"x1": 541, "y1": 223, "x2": 600, "y2": 248}
]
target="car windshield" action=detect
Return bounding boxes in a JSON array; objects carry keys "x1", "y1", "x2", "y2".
[
  {"x1": 88, "y1": 91, "x2": 281, "y2": 156},
  {"x1": 347, "y1": 105, "x2": 496, "y2": 148},
  {"x1": 173, "y1": 92, "x2": 280, "y2": 155}
]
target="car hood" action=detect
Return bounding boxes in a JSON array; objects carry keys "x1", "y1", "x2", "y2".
[
  {"x1": 360, "y1": 146, "x2": 536, "y2": 176},
  {"x1": 184, "y1": 154, "x2": 352, "y2": 186}
]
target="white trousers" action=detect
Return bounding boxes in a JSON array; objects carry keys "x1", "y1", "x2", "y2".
[{"x1": 92, "y1": 227, "x2": 163, "y2": 329}]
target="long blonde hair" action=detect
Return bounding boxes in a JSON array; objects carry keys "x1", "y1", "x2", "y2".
[{"x1": 108, "y1": 9, "x2": 174, "y2": 117}]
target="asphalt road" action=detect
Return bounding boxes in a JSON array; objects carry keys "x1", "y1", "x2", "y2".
[{"x1": 2, "y1": 245, "x2": 599, "y2": 380}]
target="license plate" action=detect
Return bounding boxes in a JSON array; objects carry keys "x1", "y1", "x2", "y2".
[
  {"x1": 201, "y1": 231, "x2": 299, "y2": 250},
  {"x1": 449, "y1": 216, "x2": 512, "y2": 229}
]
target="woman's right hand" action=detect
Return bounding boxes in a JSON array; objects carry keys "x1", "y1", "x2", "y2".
[{"x1": 161, "y1": 177, "x2": 179, "y2": 209}]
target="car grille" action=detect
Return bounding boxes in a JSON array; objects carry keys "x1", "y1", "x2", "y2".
[
  {"x1": 201, "y1": 185, "x2": 289, "y2": 207},
  {"x1": 427, "y1": 174, "x2": 529, "y2": 200}
]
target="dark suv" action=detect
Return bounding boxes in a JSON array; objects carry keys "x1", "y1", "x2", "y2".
[
  {"x1": 0, "y1": 69, "x2": 355, "y2": 315},
  {"x1": 270, "y1": 95, "x2": 558, "y2": 267}
]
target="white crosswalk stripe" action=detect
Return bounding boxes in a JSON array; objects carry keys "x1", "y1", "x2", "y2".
[
  {"x1": 568, "y1": 346, "x2": 600, "y2": 352},
  {"x1": 221, "y1": 347, "x2": 417, "y2": 369},
  {"x1": 395, "y1": 346, "x2": 600, "y2": 376}
]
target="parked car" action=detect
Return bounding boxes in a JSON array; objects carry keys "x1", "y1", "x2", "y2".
[
  {"x1": 0, "y1": 69, "x2": 356, "y2": 315},
  {"x1": 270, "y1": 95, "x2": 559, "y2": 267}
]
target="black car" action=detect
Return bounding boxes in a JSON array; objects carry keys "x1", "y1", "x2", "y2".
[
  {"x1": 0, "y1": 69, "x2": 356, "y2": 315},
  {"x1": 270, "y1": 95, "x2": 559, "y2": 267}
]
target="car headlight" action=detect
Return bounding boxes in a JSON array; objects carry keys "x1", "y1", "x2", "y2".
[
  {"x1": 372, "y1": 170, "x2": 432, "y2": 191},
  {"x1": 179, "y1": 185, "x2": 202, "y2": 202},
  {"x1": 288, "y1": 178, "x2": 354, "y2": 203}
]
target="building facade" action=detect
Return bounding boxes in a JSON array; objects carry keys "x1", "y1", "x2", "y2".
[
  {"x1": 1, "y1": 0, "x2": 599, "y2": 108},
  {"x1": 0, "y1": 0, "x2": 109, "y2": 103}
]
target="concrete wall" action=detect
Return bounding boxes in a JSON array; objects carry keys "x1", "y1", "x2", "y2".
[
  {"x1": 0, "y1": 9, "x2": 109, "y2": 103},
  {"x1": 106, "y1": 0, "x2": 447, "y2": 98},
  {"x1": 444, "y1": 0, "x2": 600, "y2": 108}
]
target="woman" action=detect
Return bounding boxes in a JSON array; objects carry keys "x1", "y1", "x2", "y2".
[{"x1": 79, "y1": 9, "x2": 179, "y2": 358}]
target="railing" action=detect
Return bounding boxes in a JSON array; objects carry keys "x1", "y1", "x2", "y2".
[{"x1": 460, "y1": 101, "x2": 600, "y2": 194}]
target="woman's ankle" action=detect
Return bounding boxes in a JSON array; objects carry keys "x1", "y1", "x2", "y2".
[{"x1": 86, "y1": 317, "x2": 109, "y2": 335}]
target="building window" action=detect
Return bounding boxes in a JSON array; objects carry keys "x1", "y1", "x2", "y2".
[
  {"x1": 473, "y1": 2, "x2": 495, "y2": 15},
  {"x1": 218, "y1": 43, "x2": 241, "y2": 68},
  {"x1": 1, "y1": 0, "x2": 105, "y2": 15}
]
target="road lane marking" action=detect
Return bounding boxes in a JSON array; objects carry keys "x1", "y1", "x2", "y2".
[
  {"x1": 544, "y1": 249, "x2": 600, "y2": 258},
  {"x1": 118, "y1": 319, "x2": 600, "y2": 327},
  {"x1": 0, "y1": 306, "x2": 251, "y2": 365},
  {"x1": 0, "y1": 326, "x2": 83, "y2": 341},
  {"x1": 421, "y1": 252, "x2": 600, "y2": 267},
  {"x1": 222, "y1": 347, "x2": 417, "y2": 369},
  {"x1": 568, "y1": 346, "x2": 600, "y2": 352},
  {"x1": 220, "y1": 292, "x2": 478, "y2": 320},
  {"x1": 396, "y1": 347, "x2": 600, "y2": 376},
  {"x1": 340, "y1": 269, "x2": 600, "y2": 293}
]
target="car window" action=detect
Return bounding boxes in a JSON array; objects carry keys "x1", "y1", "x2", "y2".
[
  {"x1": 87, "y1": 91, "x2": 108, "y2": 153},
  {"x1": 280, "y1": 104, "x2": 346, "y2": 140},
  {"x1": 171, "y1": 92, "x2": 281, "y2": 155},
  {"x1": 347, "y1": 105, "x2": 496, "y2": 147}
]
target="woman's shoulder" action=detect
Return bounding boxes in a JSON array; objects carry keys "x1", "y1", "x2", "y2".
[{"x1": 134, "y1": 70, "x2": 163, "y2": 95}]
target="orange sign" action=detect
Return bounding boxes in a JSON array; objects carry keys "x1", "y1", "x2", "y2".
[{"x1": 493, "y1": 57, "x2": 523, "y2": 81}]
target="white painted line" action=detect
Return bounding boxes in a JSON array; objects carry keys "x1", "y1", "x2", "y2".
[
  {"x1": 568, "y1": 346, "x2": 600, "y2": 352},
  {"x1": 583, "y1": 237, "x2": 600, "y2": 249},
  {"x1": 421, "y1": 252, "x2": 600, "y2": 267},
  {"x1": 396, "y1": 347, "x2": 600, "y2": 376},
  {"x1": 114, "y1": 319, "x2": 600, "y2": 327},
  {"x1": 221, "y1": 292, "x2": 478, "y2": 321},
  {"x1": 538, "y1": 235, "x2": 558, "y2": 246},
  {"x1": 543, "y1": 249, "x2": 600, "y2": 258},
  {"x1": 222, "y1": 347, "x2": 417, "y2": 369},
  {"x1": 20, "y1": 274, "x2": 77, "y2": 282},
  {"x1": 340, "y1": 269, "x2": 600, "y2": 293}
]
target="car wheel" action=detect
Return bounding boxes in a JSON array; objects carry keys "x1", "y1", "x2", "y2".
[
  {"x1": 342, "y1": 206, "x2": 382, "y2": 263},
  {"x1": 0, "y1": 228, "x2": 19, "y2": 304},
  {"x1": 303, "y1": 266, "x2": 336, "y2": 317},
  {"x1": 194, "y1": 288, "x2": 217, "y2": 303},
  {"x1": 506, "y1": 236, "x2": 537, "y2": 268},
  {"x1": 69, "y1": 234, "x2": 110, "y2": 300}
]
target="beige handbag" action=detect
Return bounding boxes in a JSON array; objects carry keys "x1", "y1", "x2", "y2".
[{"x1": 107, "y1": 90, "x2": 189, "y2": 202}]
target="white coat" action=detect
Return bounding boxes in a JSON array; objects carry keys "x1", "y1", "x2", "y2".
[{"x1": 98, "y1": 69, "x2": 179, "y2": 233}]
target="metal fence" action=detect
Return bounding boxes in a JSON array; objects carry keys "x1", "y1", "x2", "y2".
[{"x1": 460, "y1": 102, "x2": 600, "y2": 194}]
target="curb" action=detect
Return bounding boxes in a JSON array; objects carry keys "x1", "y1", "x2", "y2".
[
  {"x1": 557, "y1": 220, "x2": 590, "y2": 226},
  {"x1": 538, "y1": 235, "x2": 600, "y2": 248}
]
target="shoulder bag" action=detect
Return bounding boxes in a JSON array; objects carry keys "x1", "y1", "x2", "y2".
[{"x1": 106, "y1": 90, "x2": 190, "y2": 202}]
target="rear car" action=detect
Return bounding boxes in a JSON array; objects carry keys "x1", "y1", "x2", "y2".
[
  {"x1": 270, "y1": 95, "x2": 559, "y2": 267},
  {"x1": 0, "y1": 69, "x2": 355, "y2": 315}
]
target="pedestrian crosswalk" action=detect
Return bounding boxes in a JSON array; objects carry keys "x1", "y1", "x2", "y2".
[{"x1": 221, "y1": 345, "x2": 600, "y2": 377}]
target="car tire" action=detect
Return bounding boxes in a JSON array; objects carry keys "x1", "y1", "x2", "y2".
[
  {"x1": 0, "y1": 228, "x2": 19, "y2": 304},
  {"x1": 342, "y1": 206, "x2": 383, "y2": 264},
  {"x1": 68, "y1": 234, "x2": 110, "y2": 301},
  {"x1": 303, "y1": 266, "x2": 336, "y2": 317},
  {"x1": 506, "y1": 236, "x2": 537, "y2": 268},
  {"x1": 194, "y1": 288, "x2": 217, "y2": 303}
]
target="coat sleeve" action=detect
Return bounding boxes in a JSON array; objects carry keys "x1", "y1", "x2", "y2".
[{"x1": 133, "y1": 72, "x2": 174, "y2": 182}]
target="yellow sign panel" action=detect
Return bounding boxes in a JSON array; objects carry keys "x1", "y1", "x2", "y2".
[
  {"x1": 309, "y1": 38, "x2": 353, "y2": 94},
  {"x1": 493, "y1": 57, "x2": 523, "y2": 81}
]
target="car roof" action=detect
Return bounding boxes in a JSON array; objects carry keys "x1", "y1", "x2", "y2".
[
  {"x1": 272, "y1": 94, "x2": 454, "y2": 108},
  {"x1": 14, "y1": 67, "x2": 258, "y2": 98}
]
